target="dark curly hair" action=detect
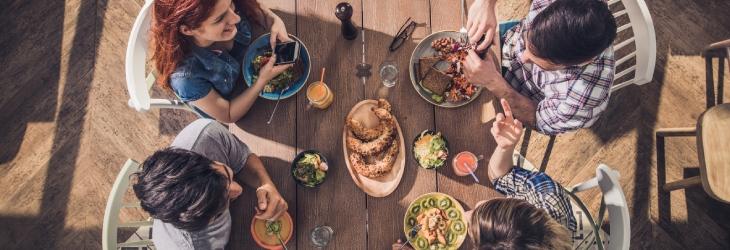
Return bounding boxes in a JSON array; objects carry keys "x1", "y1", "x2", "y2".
[
  {"x1": 132, "y1": 148, "x2": 229, "y2": 231},
  {"x1": 528, "y1": 0, "x2": 617, "y2": 65},
  {"x1": 469, "y1": 198, "x2": 571, "y2": 250}
]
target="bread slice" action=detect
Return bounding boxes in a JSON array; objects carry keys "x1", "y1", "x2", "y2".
[
  {"x1": 420, "y1": 70, "x2": 451, "y2": 96},
  {"x1": 419, "y1": 56, "x2": 441, "y2": 79}
]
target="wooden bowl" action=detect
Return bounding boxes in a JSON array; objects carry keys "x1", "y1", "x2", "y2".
[{"x1": 342, "y1": 99, "x2": 406, "y2": 197}]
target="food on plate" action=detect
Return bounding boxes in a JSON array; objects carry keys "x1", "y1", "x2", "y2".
[
  {"x1": 349, "y1": 139, "x2": 399, "y2": 178},
  {"x1": 418, "y1": 56, "x2": 441, "y2": 78},
  {"x1": 405, "y1": 193, "x2": 467, "y2": 250},
  {"x1": 345, "y1": 99, "x2": 401, "y2": 178},
  {"x1": 292, "y1": 152, "x2": 328, "y2": 187},
  {"x1": 417, "y1": 208, "x2": 450, "y2": 245},
  {"x1": 418, "y1": 37, "x2": 479, "y2": 104},
  {"x1": 420, "y1": 67, "x2": 452, "y2": 97},
  {"x1": 413, "y1": 131, "x2": 448, "y2": 169},
  {"x1": 346, "y1": 99, "x2": 393, "y2": 141},
  {"x1": 345, "y1": 107, "x2": 397, "y2": 156},
  {"x1": 252, "y1": 51, "x2": 299, "y2": 93},
  {"x1": 251, "y1": 212, "x2": 293, "y2": 248}
]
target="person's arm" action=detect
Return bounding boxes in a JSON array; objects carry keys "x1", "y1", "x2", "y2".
[
  {"x1": 258, "y1": 2, "x2": 293, "y2": 49},
  {"x1": 464, "y1": 50, "x2": 538, "y2": 127},
  {"x1": 486, "y1": 99, "x2": 524, "y2": 181},
  {"x1": 236, "y1": 154, "x2": 288, "y2": 220},
  {"x1": 192, "y1": 54, "x2": 291, "y2": 123}
]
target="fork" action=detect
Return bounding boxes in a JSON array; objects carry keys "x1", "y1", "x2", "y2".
[
  {"x1": 399, "y1": 224, "x2": 422, "y2": 250},
  {"x1": 459, "y1": 0, "x2": 469, "y2": 44},
  {"x1": 267, "y1": 85, "x2": 290, "y2": 125}
]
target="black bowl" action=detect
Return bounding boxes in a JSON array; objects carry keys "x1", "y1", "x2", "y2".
[
  {"x1": 412, "y1": 130, "x2": 450, "y2": 169},
  {"x1": 291, "y1": 150, "x2": 328, "y2": 188}
]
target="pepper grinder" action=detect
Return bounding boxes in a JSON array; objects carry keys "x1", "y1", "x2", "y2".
[{"x1": 335, "y1": 2, "x2": 358, "y2": 40}]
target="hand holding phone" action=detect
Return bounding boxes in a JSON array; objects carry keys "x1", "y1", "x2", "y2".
[{"x1": 273, "y1": 41, "x2": 300, "y2": 65}]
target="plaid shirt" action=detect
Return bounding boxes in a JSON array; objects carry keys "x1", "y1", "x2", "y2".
[
  {"x1": 501, "y1": 0, "x2": 614, "y2": 135},
  {"x1": 494, "y1": 167, "x2": 577, "y2": 232}
]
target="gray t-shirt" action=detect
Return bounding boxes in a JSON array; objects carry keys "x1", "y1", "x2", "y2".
[{"x1": 152, "y1": 119, "x2": 251, "y2": 250}]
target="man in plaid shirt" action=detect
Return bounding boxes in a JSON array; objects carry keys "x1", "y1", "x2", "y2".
[{"x1": 463, "y1": 0, "x2": 617, "y2": 135}]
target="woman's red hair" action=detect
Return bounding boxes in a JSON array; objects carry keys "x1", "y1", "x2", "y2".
[{"x1": 150, "y1": 0, "x2": 264, "y2": 88}]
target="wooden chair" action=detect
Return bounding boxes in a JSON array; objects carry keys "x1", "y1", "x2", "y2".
[
  {"x1": 701, "y1": 39, "x2": 730, "y2": 108},
  {"x1": 102, "y1": 159, "x2": 155, "y2": 250},
  {"x1": 513, "y1": 153, "x2": 630, "y2": 250},
  {"x1": 125, "y1": 0, "x2": 198, "y2": 115},
  {"x1": 656, "y1": 103, "x2": 730, "y2": 203}
]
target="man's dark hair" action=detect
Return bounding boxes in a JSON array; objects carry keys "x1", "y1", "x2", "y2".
[
  {"x1": 528, "y1": 0, "x2": 617, "y2": 65},
  {"x1": 132, "y1": 148, "x2": 229, "y2": 231}
]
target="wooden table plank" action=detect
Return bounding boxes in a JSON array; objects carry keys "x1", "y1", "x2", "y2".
[
  {"x1": 228, "y1": 1, "x2": 298, "y2": 249},
  {"x1": 429, "y1": 0, "x2": 502, "y2": 225},
  {"x1": 295, "y1": 1, "x2": 367, "y2": 249},
  {"x1": 362, "y1": 1, "x2": 437, "y2": 249}
]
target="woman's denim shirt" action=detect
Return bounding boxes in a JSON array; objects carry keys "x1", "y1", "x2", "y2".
[{"x1": 170, "y1": 17, "x2": 252, "y2": 104}]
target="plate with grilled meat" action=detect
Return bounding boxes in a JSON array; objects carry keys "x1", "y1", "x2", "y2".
[
  {"x1": 342, "y1": 99, "x2": 405, "y2": 197},
  {"x1": 410, "y1": 31, "x2": 489, "y2": 108}
]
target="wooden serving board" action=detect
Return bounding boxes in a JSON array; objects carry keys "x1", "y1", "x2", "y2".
[{"x1": 342, "y1": 100, "x2": 406, "y2": 197}]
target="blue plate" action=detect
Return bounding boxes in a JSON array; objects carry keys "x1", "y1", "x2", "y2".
[{"x1": 243, "y1": 33, "x2": 311, "y2": 100}]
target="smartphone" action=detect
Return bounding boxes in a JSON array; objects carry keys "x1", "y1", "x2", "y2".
[{"x1": 274, "y1": 41, "x2": 300, "y2": 65}]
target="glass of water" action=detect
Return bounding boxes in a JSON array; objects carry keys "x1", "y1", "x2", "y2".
[
  {"x1": 379, "y1": 61, "x2": 398, "y2": 88},
  {"x1": 310, "y1": 225, "x2": 334, "y2": 248}
]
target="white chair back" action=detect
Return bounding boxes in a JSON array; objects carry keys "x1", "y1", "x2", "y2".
[
  {"x1": 125, "y1": 0, "x2": 194, "y2": 113},
  {"x1": 571, "y1": 164, "x2": 630, "y2": 250},
  {"x1": 609, "y1": 0, "x2": 657, "y2": 92},
  {"x1": 102, "y1": 159, "x2": 155, "y2": 250}
]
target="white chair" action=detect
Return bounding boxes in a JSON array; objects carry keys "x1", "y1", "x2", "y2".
[
  {"x1": 513, "y1": 153, "x2": 630, "y2": 250},
  {"x1": 102, "y1": 159, "x2": 155, "y2": 250},
  {"x1": 609, "y1": 0, "x2": 657, "y2": 92},
  {"x1": 126, "y1": 0, "x2": 197, "y2": 114}
]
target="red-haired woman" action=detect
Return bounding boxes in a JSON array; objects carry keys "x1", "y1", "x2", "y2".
[{"x1": 151, "y1": 0, "x2": 292, "y2": 122}]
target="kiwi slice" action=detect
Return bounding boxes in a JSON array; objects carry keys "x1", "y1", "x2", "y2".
[
  {"x1": 451, "y1": 220, "x2": 467, "y2": 235},
  {"x1": 446, "y1": 207, "x2": 461, "y2": 220},
  {"x1": 407, "y1": 217, "x2": 418, "y2": 227},
  {"x1": 416, "y1": 237, "x2": 429, "y2": 249},
  {"x1": 410, "y1": 204, "x2": 421, "y2": 215},
  {"x1": 438, "y1": 198, "x2": 452, "y2": 210}
]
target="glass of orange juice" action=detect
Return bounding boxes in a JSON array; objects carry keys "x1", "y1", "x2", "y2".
[
  {"x1": 452, "y1": 151, "x2": 479, "y2": 177},
  {"x1": 306, "y1": 81, "x2": 334, "y2": 109}
]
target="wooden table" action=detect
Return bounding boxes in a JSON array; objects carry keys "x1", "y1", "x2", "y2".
[{"x1": 228, "y1": 1, "x2": 503, "y2": 249}]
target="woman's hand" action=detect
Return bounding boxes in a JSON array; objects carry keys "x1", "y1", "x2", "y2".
[
  {"x1": 491, "y1": 99, "x2": 524, "y2": 150},
  {"x1": 467, "y1": 0, "x2": 497, "y2": 51},
  {"x1": 270, "y1": 17, "x2": 293, "y2": 49},
  {"x1": 256, "y1": 54, "x2": 292, "y2": 85},
  {"x1": 254, "y1": 183, "x2": 288, "y2": 220}
]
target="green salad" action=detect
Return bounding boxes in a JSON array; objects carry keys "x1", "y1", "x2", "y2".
[
  {"x1": 413, "y1": 131, "x2": 448, "y2": 169},
  {"x1": 292, "y1": 153, "x2": 327, "y2": 187},
  {"x1": 252, "y1": 52, "x2": 297, "y2": 93},
  {"x1": 265, "y1": 220, "x2": 282, "y2": 236}
]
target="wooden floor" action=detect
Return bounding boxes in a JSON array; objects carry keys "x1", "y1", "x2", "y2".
[{"x1": 0, "y1": 0, "x2": 729, "y2": 249}]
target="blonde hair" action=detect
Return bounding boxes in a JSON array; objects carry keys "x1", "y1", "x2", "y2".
[{"x1": 469, "y1": 198, "x2": 571, "y2": 250}]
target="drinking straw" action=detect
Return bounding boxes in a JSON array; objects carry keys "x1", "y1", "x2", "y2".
[
  {"x1": 463, "y1": 162, "x2": 480, "y2": 183},
  {"x1": 320, "y1": 68, "x2": 326, "y2": 83}
]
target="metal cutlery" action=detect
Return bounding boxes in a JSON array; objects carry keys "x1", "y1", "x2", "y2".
[
  {"x1": 399, "y1": 224, "x2": 422, "y2": 250},
  {"x1": 267, "y1": 85, "x2": 290, "y2": 125}
]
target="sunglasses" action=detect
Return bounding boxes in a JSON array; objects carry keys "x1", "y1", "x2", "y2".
[{"x1": 389, "y1": 17, "x2": 417, "y2": 52}]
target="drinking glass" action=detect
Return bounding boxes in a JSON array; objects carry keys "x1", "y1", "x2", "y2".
[
  {"x1": 310, "y1": 225, "x2": 334, "y2": 248},
  {"x1": 379, "y1": 61, "x2": 398, "y2": 88}
]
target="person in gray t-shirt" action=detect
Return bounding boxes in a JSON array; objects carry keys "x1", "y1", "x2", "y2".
[{"x1": 132, "y1": 119, "x2": 288, "y2": 250}]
